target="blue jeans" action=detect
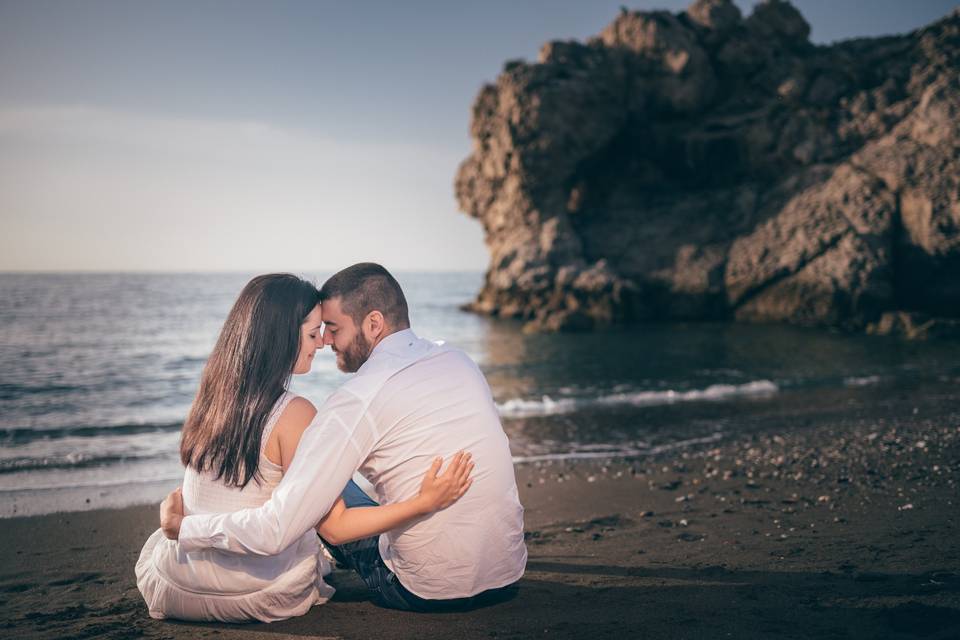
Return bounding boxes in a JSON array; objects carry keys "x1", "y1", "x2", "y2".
[{"x1": 321, "y1": 480, "x2": 518, "y2": 612}]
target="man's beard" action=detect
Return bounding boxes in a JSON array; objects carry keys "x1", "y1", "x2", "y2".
[{"x1": 335, "y1": 331, "x2": 373, "y2": 373}]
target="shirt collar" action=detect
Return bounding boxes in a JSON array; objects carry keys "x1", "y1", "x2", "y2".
[{"x1": 369, "y1": 328, "x2": 419, "y2": 359}]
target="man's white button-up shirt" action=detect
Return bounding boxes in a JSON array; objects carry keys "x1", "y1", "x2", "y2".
[{"x1": 177, "y1": 328, "x2": 527, "y2": 599}]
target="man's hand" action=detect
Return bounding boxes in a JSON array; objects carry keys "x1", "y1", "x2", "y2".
[{"x1": 160, "y1": 487, "x2": 184, "y2": 540}]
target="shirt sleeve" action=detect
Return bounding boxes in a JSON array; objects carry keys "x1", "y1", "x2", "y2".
[{"x1": 177, "y1": 386, "x2": 379, "y2": 555}]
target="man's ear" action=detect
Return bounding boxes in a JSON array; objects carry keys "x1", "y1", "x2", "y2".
[{"x1": 365, "y1": 310, "x2": 386, "y2": 340}]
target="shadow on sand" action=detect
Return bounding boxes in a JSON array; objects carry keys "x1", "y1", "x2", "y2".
[{"x1": 164, "y1": 560, "x2": 960, "y2": 640}]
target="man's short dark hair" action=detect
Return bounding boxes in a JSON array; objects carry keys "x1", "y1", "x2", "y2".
[{"x1": 319, "y1": 263, "x2": 410, "y2": 329}]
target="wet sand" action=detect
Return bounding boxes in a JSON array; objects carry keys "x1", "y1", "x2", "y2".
[{"x1": 2, "y1": 384, "x2": 959, "y2": 639}]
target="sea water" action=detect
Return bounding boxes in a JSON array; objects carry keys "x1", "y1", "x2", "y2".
[{"x1": 2, "y1": 272, "x2": 958, "y2": 516}]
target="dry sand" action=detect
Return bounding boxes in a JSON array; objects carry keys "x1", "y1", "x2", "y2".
[{"x1": 2, "y1": 384, "x2": 959, "y2": 639}]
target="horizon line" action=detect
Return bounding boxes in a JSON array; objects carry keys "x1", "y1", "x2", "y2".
[{"x1": 0, "y1": 267, "x2": 486, "y2": 275}]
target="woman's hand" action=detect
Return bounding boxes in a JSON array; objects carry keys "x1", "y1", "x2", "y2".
[
  {"x1": 415, "y1": 451, "x2": 474, "y2": 514},
  {"x1": 160, "y1": 486, "x2": 184, "y2": 540}
]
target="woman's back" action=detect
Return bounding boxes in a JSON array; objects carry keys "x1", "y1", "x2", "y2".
[
  {"x1": 136, "y1": 392, "x2": 334, "y2": 623},
  {"x1": 182, "y1": 392, "x2": 291, "y2": 515}
]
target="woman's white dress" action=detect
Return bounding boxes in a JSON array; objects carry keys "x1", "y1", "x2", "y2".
[{"x1": 135, "y1": 392, "x2": 335, "y2": 622}]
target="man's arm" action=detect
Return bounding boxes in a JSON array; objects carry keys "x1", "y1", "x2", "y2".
[{"x1": 171, "y1": 388, "x2": 377, "y2": 555}]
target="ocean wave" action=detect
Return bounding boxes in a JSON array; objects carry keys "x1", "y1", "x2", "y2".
[
  {"x1": 496, "y1": 380, "x2": 779, "y2": 418},
  {"x1": 0, "y1": 382, "x2": 81, "y2": 400},
  {"x1": 0, "y1": 471, "x2": 184, "y2": 495},
  {"x1": 0, "y1": 421, "x2": 183, "y2": 445},
  {"x1": 512, "y1": 432, "x2": 724, "y2": 463},
  {"x1": 0, "y1": 452, "x2": 165, "y2": 475},
  {"x1": 843, "y1": 375, "x2": 882, "y2": 387},
  {"x1": 164, "y1": 355, "x2": 208, "y2": 370}
]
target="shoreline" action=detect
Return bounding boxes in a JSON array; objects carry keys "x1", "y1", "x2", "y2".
[
  {"x1": 3, "y1": 376, "x2": 936, "y2": 521},
  {"x1": 2, "y1": 384, "x2": 959, "y2": 639}
]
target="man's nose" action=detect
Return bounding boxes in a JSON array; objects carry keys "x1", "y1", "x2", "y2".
[{"x1": 321, "y1": 328, "x2": 334, "y2": 346}]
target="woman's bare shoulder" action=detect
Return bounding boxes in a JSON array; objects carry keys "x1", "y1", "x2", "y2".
[
  {"x1": 275, "y1": 395, "x2": 317, "y2": 432},
  {"x1": 265, "y1": 395, "x2": 317, "y2": 467}
]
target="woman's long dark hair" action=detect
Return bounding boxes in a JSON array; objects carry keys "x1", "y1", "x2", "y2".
[{"x1": 180, "y1": 273, "x2": 319, "y2": 488}]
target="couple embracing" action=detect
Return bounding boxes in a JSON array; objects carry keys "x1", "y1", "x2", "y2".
[{"x1": 136, "y1": 263, "x2": 527, "y2": 621}]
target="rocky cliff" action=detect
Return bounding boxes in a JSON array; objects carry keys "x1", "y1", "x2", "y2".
[{"x1": 455, "y1": 0, "x2": 960, "y2": 335}]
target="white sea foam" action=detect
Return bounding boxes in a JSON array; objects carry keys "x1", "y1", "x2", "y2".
[
  {"x1": 844, "y1": 375, "x2": 882, "y2": 387},
  {"x1": 496, "y1": 380, "x2": 779, "y2": 418},
  {"x1": 511, "y1": 432, "x2": 725, "y2": 464}
]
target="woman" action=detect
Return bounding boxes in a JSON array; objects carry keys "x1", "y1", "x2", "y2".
[{"x1": 135, "y1": 274, "x2": 472, "y2": 622}]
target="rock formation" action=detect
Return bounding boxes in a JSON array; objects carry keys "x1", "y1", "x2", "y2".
[{"x1": 455, "y1": 0, "x2": 960, "y2": 335}]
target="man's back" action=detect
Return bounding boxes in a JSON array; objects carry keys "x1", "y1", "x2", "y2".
[{"x1": 359, "y1": 347, "x2": 527, "y2": 598}]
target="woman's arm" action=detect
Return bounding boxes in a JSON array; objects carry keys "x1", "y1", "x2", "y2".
[
  {"x1": 269, "y1": 395, "x2": 474, "y2": 546},
  {"x1": 316, "y1": 453, "x2": 474, "y2": 546}
]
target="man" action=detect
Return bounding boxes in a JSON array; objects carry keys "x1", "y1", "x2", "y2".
[{"x1": 161, "y1": 263, "x2": 526, "y2": 611}]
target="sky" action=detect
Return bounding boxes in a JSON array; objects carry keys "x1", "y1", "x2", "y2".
[{"x1": 1, "y1": 0, "x2": 956, "y2": 272}]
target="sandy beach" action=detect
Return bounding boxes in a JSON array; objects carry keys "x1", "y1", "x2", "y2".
[{"x1": 2, "y1": 381, "x2": 959, "y2": 640}]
